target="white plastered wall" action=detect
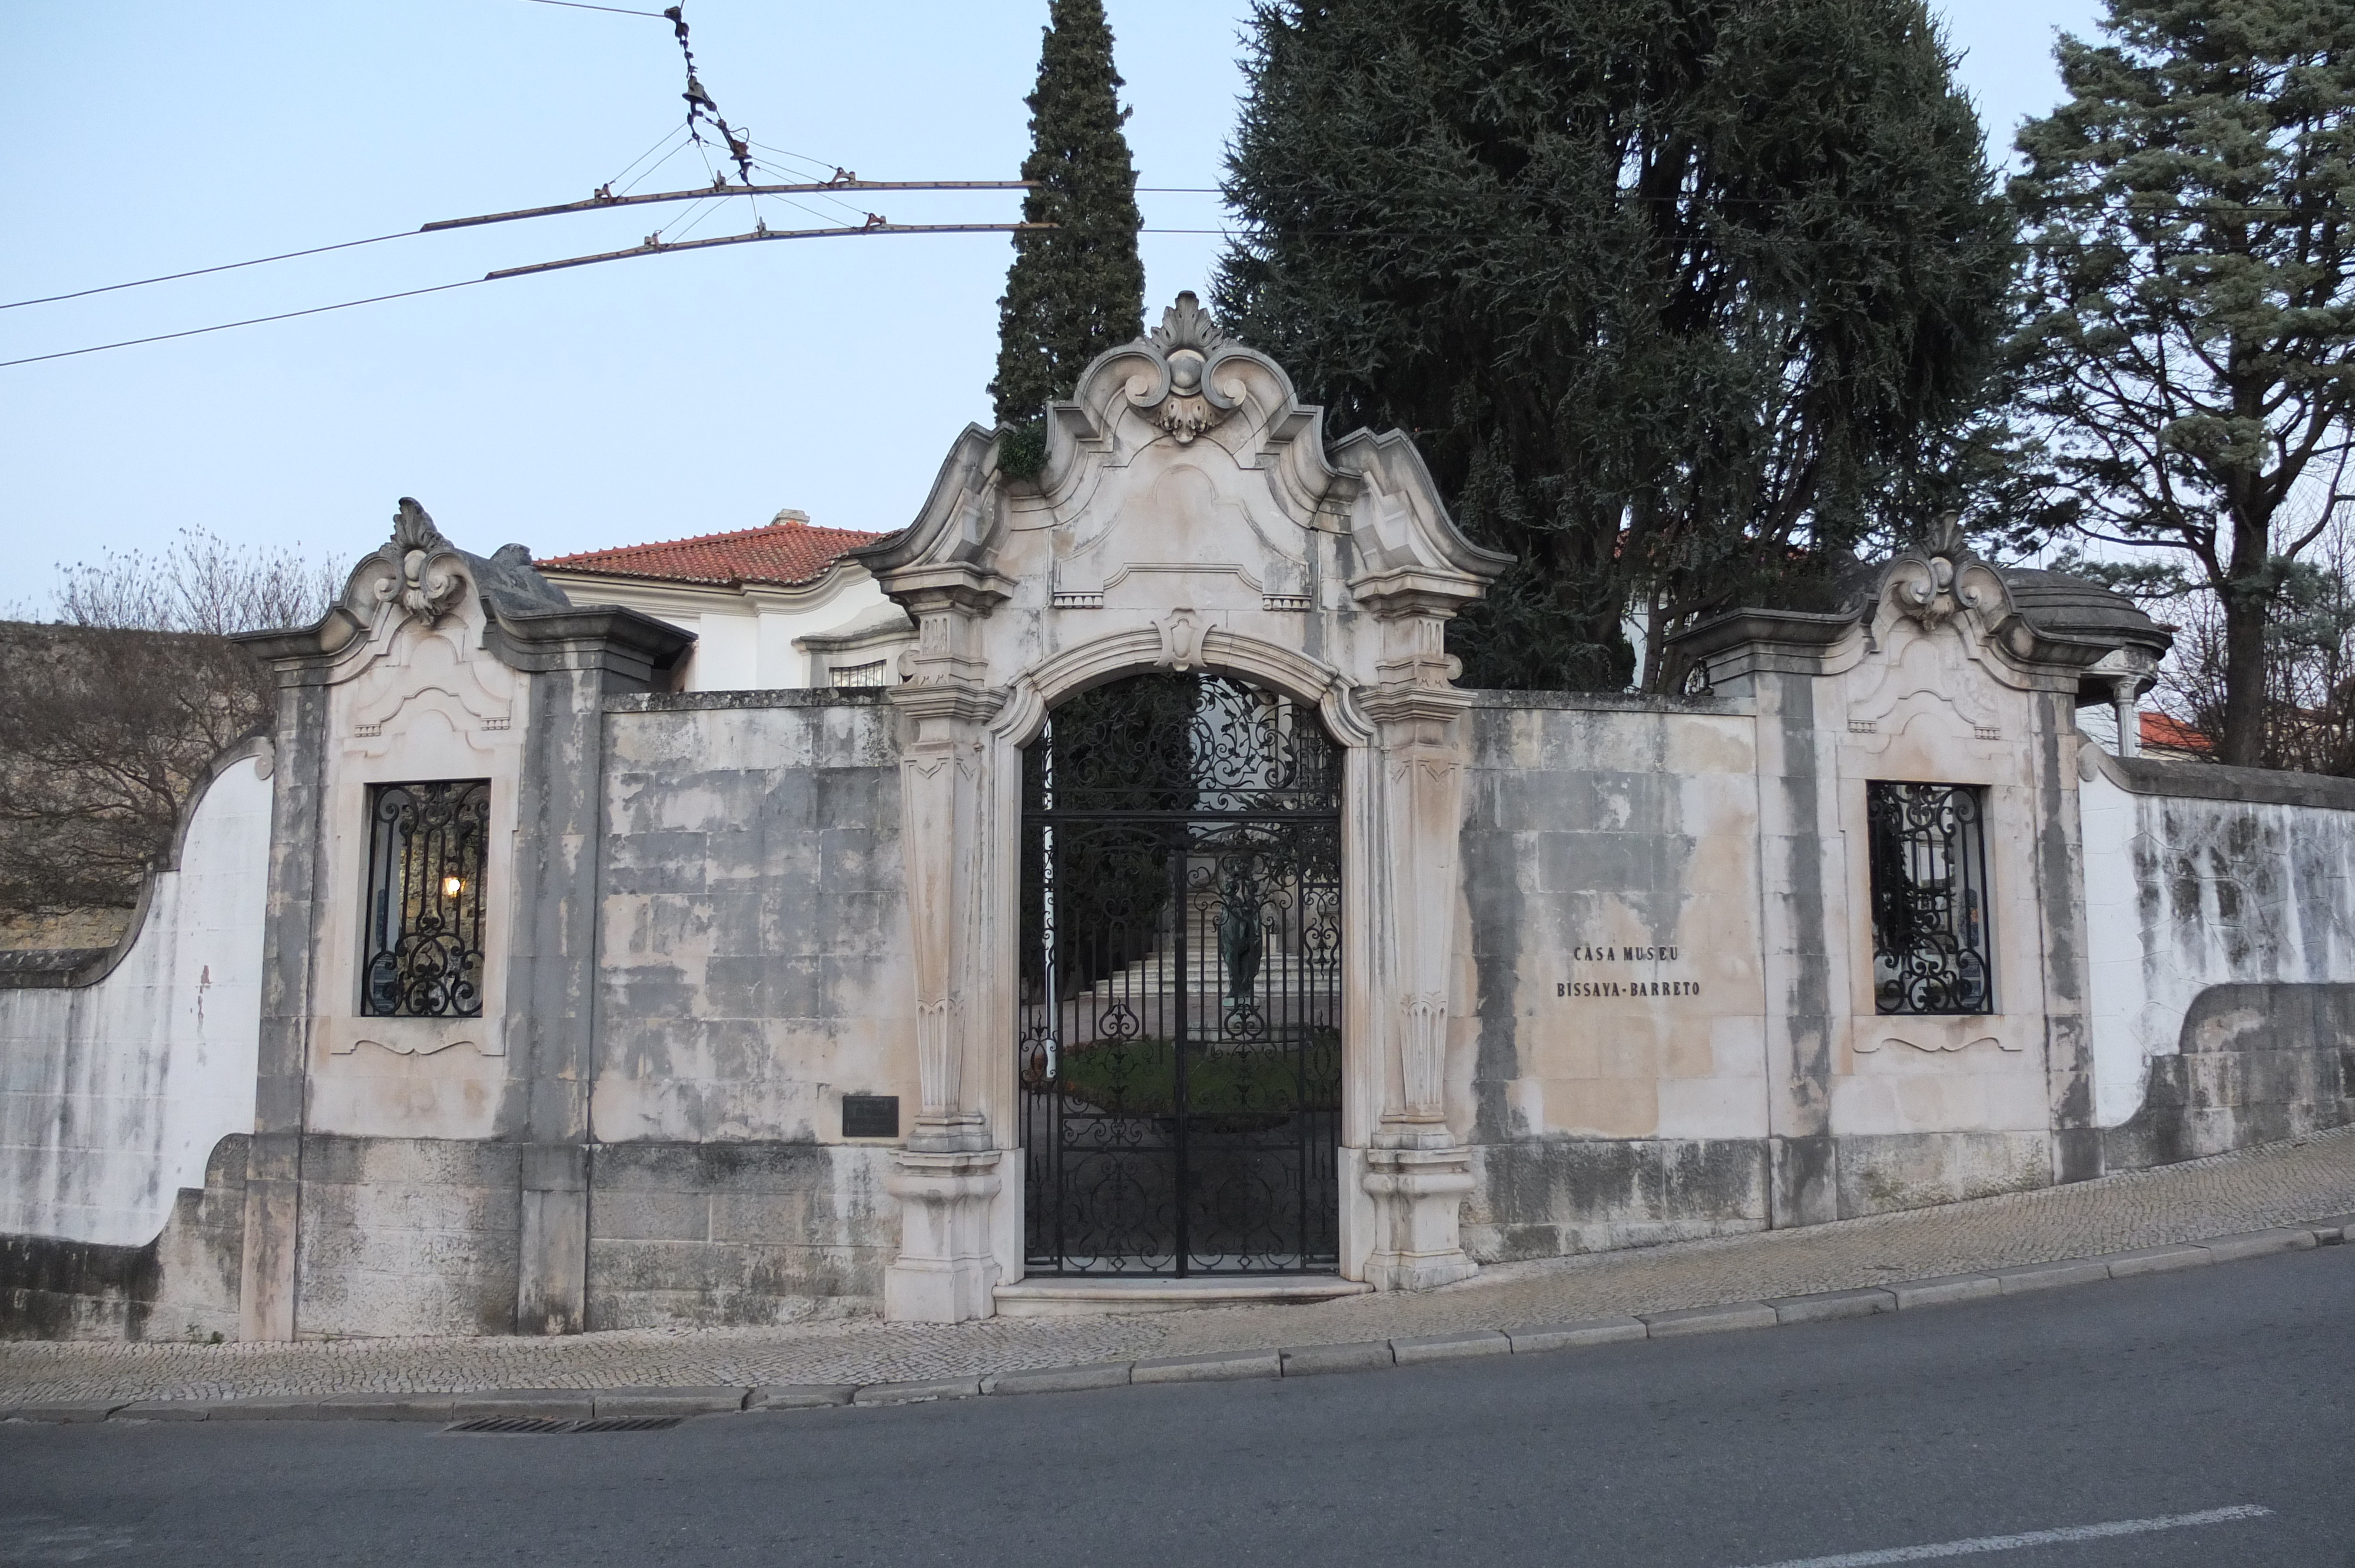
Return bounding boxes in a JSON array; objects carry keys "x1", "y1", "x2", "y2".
[
  {"x1": 2079, "y1": 760, "x2": 2355, "y2": 1126},
  {"x1": 0, "y1": 750, "x2": 270, "y2": 1245}
]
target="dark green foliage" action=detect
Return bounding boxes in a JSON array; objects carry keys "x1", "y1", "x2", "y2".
[
  {"x1": 2008, "y1": 0, "x2": 2355, "y2": 767},
  {"x1": 1057, "y1": 1033, "x2": 1342, "y2": 1121},
  {"x1": 998, "y1": 418, "x2": 1050, "y2": 481},
  {"x1": 991, "y1": 0, "x2": 1147, "y2": 431},
  {"x1": 1214, "y1": 0, "x2": 2014, "y2": 690}
]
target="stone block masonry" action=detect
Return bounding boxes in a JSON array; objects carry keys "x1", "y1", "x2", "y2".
[
  {"x1": 1, "y1": 1122, "x2": 2349, "y2": 1398},
  {"x1": 586, "y1": 1143, "x2": 892, "y2": 1328}
]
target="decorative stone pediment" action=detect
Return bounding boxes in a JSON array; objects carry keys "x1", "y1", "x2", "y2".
[
  {"x1": 340, "y1": 497, "x2": 575, "y2": 646},
  {"x1": 1862, "y1": 515, "x2": 2135, "y2": 690},
  {"x1": 1879, "y1": 513, "x2": 2012, "y2": 634},
  {"x1": 854, "y1": 293, "x2": 1509, "y2": 655},
  {"x1": 1673, "y1": 514, "x2": 2149, "y2": 700}
]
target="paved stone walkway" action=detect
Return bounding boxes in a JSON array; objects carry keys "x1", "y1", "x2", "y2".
[{"x1": 8, "y1": 1127, "x2": 2355, "y2": 1404}]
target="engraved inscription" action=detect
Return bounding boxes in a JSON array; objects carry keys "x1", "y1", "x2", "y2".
[{"x1": 1557, "y1": 942, "x2": 1700, "y2": 1000}]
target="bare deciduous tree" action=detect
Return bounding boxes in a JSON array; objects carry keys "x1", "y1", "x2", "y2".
[{"x1": 0, "y1": 529, "x2": 341, "y2": 929}]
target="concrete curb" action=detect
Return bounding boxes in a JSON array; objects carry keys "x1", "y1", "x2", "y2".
[{"x1": 9, "y1": 1216, "x2": 2350, "y2": 1427}]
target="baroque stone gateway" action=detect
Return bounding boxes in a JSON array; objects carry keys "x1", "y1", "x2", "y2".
[{"x1": 7, "y1": 297, "x2": 2354, "y2": 1340}]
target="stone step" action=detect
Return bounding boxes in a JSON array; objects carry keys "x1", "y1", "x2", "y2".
[{"x1": 992, "y1": 1274, "x2": 1374, "y2": 1318}]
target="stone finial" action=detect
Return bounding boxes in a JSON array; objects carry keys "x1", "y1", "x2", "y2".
[
  {"x1": 1886, "y1": 511, "x2": 2001, "y2": 631},
  {"x1": 376, "y1": 497, "x2": 466, "y2": 627},
  {"x1": 1922, "y1": 510, "x2": 1967, "y2": 562},
  {"x1": 392, "y1": 496, "x2": 452, "y2": 554},
  {"x1": 1149, "y1": 291, "x2": 1227, "y2": 356},
  {"x1": 1137, "y1": 293, "x2": 1239, "y2": 444}
]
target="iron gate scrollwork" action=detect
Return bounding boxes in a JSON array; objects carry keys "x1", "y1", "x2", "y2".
[
  {"x1": 1018, "y1": 672, "x2": 1342, "y2": 1275},
  {"x1": 1867, "y1": 780, "x2": 1993, "y2": 1015},
  {"x1": 361, "y1": 779, "x2": 491, "y2": 1018}
]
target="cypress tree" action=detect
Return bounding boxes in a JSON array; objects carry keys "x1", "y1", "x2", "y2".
[
  {"x1": 991, "y1": 0, "x2": 1147, "y2": 450},
  {"x1": 1215, "y1": 0, "x2": 2014, "y2": 691}
]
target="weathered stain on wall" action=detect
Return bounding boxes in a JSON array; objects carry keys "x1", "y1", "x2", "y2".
[
  {"x1": 2082, "y1": 752, "x2": 2355, "y2": 1146},
  {"x1": 1455, "y1": 693, "x2": 1770, "y2": 1260},
  {"x1": 588, "y1": 1142, "x2": 891, "y2": 1327},
  {"x1": 595, "y1": 690, "x2": 913, "y2": 1145},
  {"x1": 0, "y1": 1134, "x2": 247, "y2": 1342}
]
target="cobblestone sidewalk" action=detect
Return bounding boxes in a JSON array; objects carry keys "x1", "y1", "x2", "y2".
[{"x1": 8, "y1": 1127, "x2": 2354, "y2": 1405}]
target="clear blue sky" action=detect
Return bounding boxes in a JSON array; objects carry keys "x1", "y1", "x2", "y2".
[{"x1": 0, "y1": 0, "x2": 2105, "y2": 600}]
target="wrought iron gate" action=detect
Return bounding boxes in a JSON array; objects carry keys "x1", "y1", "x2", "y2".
[{"x1": 1018, "y1": 672, "x2": 1342, "y2": 1275}]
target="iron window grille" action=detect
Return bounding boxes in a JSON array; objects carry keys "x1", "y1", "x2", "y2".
[
  {"x1": 1866, "y1": 780, "x2": 1993, "y2": 1016},
  {"x1": 828, "y1": 659, "x2": 890, "y2": 687},
  {"x1": 361, "y1": 779, "x2": 490, "y2": 1018}
]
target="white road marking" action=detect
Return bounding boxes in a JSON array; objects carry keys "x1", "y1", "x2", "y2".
[
  {"x1": 0, "y1": 1520, "x2": 138, "y2": 1563},
  {"x1": 1732, "y1": 1504, "x2": 2274, "y2": 1568}
]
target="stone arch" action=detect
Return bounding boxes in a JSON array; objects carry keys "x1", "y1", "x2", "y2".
[{"x1": 990, "y1": 626, "x2": 1375, "y2": 751}]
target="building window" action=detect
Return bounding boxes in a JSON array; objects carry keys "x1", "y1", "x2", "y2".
[
  {"x1": 1867, "y1": 781, "x2": 1992, "y2": 1015},
  {"x1": 361, "y1": 780, "x2": 490, "y2": 1018},
  {"x1": 829, "y1": 659, "x2": 890, "y2": 687}
]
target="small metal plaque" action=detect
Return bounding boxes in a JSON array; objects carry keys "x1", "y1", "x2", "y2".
[{"x1": 841, "y1": 1095, "x2": 900, "y2": 1139}]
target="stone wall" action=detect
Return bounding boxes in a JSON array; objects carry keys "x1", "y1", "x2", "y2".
[
  {"x1": 0, "y1": 1134, "x2": 246, "y2": 1343},
  {"x1": 0, "y1": 742, "x2": 269, "y2": 1337},
  {"x1": 588, "y1": 690, "x2": 911, "y2": 1320},
  {"x1": 2082, "y1": 752, "x2": 2355, "y2": 1165},
  {"x1": 587, "y1": 1142, "x2": 891, "y2": 1328},
  {"x1": 1454, "y1": 692, "x2": 1773, "y2": 1259},
  {"x1": 2104, "y1": 983, "x2": 2355, "y2": 1170},
  {"x1": 291, "y1": 1136, "x2": 521, "y2": 1338}
]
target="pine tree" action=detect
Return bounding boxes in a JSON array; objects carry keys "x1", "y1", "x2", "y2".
[
  {"x1": 2009, "y1": 0, "x2": 2355, "y2": 768},
  {"x1": 1214, "y1": 0, "x2": 2013, "y2": 691},
  {"x1": 991, "y1": 0, "x2": 1146, "y2": 443}
]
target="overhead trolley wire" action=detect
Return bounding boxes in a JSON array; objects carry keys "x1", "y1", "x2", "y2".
[
  {"x1": 0, "y1": 231, "x2": 417, "y2": 311},
  {"x1": 2, "y1": 219, "x2": 1053, "y2": 369},
  {"x1": 486, "y1": 220, "x2": 1053, "y2": 280},
  {"x1": 0, "y1": 278, "x2": 490, "y2": 368},
  {"x1": 520, "y1": 0, "x2": 670, "y2": 17},
  {"x1": 1, "y1": 179, "x2": 1032, "y2": 315}
]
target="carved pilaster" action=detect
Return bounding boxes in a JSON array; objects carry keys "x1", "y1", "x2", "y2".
[
  {"x1": 1354, "y1": 601, "x2": 1477, "y2": 1287},
  {"x1": 883, "y1": 582, "x2": 1007, "y2": 1319},
  {"x1": 883, "y1": 1150, "x2": 1003, "y2": 1322},
  {"x1": 1362, "y1": 1148, "x2": 1477, "y2": 1290}
]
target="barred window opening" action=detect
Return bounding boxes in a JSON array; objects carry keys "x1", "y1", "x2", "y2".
[
  {"x1": 828, "y1": 659, "x2": 890, "y2": 688},
  {"x1": 1867, "y1": 781, "x2": 1992, "y2": 1016},
  {"x1": 361, "y1": 779, "x2": 490, "y2": 1018}
]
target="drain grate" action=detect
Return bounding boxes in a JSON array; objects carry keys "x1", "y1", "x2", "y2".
[{"x1": 446, "y1": 1415, "x2": 683, "y2": 1434}]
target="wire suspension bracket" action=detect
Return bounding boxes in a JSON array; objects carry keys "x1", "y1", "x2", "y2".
[
  {"x1": 423, "y1": 180, "x2": 1034, "y2": 232},
  {"x1": 486, "y1": 221, "x2": 1056, "y2": 281}
]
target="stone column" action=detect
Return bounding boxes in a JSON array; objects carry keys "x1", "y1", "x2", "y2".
[
  {"x1": 234, "y1": 652, "x2": 340, "y2": 1342},
  {"x1": 883, "y1": 583, "x2": 1007, "y2": 1321},
  {"x1": 1356, "y1": 602, "x2": 1478, "y2": 1290},
  {"x1": 489, "y1": 606, "x2": 695, "y2": 1336},
  {"x1": 2112, "y1": 676, "x2": 2140, "y2": 758}
]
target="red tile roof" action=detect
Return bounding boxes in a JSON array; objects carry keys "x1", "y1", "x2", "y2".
[
  {"x1": 540, "y1": 514, "x2": 889, "y2": 589},
  {"x1": 2140, "y1": 712, "x2": 2212, "y2": 755}
]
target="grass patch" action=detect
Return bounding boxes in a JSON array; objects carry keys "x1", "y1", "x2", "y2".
[{"x1": 1057, "y1": 1035, "x2": 1338, "y2": 1119}]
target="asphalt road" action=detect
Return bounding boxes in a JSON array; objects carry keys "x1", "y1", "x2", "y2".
[{"x1": 4, "y1": 1244, "x2": 2351, "y2": 1568}]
